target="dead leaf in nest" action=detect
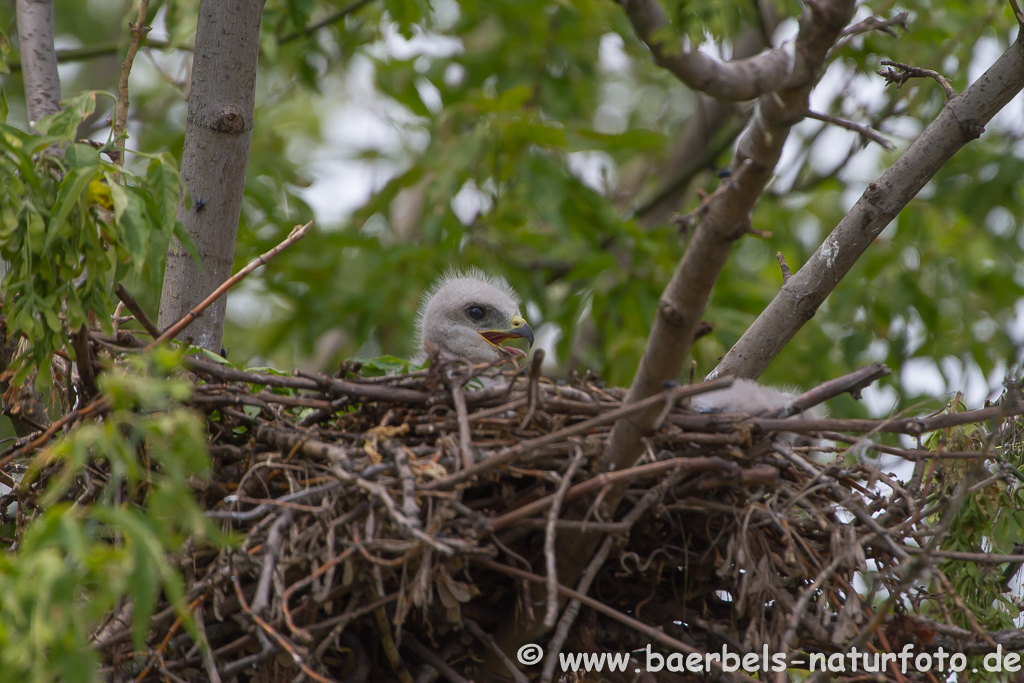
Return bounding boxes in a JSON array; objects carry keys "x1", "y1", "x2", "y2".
[
  {"x1": 367, "y1": 424, "x2": 410, "y2": 439},
  {"x1": 831, "y1": 593, "x2": 862, "y2": 645},
  {"x1": 363, "y1": 440, "x2": 383, "y2": 464},
  {"x1": 435, "y1": 565, "x2": 480, "y2": 622}
]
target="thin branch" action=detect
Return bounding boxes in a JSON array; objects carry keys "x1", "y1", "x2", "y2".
[
  {"x1": 113, "y1": 0, "x2": 152, "y2": 166},
  {"x1": 776, "y1": 251, "x2": 792, "y2": 284},
  {"x1": 840, "y1": 11, "x2": 909, "y2": 37},
  {"x1": 279, "y1": 0, "x2": 376, "y2": 43},
  {"x1": 114, "y1": 284, "x2": 161, "y2": 338},
  {"x1": 878, "y1": 59, "x2": 958, "y2": 100},
  {"x1": 1011, "y1": 0, "x2": 1024, "y2": 27},
  {"x1": 463, "y1": 619, "x2": 529, "y2": 683},
  {"x1": 447, "y1": 371, "x2": 475, "y2": 469},
  {"x1": 617, "y1": 0, "x2": 816, "y2": 101},
  {"x1": 149, "y1": 221, "x2": 313, "y2": 349},
  {"x1": 760, "y1": 362, "x2": 890, "y2": 418},
  {"x1": 543, "y1": 447, "x2": 585, "y2": 629},
  {"x1": 806, "y1": 109, "x2": 895, "y2": 150}
]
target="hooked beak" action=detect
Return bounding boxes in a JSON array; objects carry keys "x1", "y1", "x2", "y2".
[{"x1": 479, "y1": 314, "x2": 535, "y2": 359}]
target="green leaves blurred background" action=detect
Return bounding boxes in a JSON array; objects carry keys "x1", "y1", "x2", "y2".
[{"x1": 3, "y1": 0, "x2": 1022, "y2": 415}]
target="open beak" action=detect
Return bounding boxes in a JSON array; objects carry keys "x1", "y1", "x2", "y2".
[{"x1": 479, "y1": 315, "x2": 535, "y2": 359}]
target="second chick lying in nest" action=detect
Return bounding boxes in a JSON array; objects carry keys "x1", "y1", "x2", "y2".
[{"x1": 691, "y1": 377, "x2": 826, "y2": 450}]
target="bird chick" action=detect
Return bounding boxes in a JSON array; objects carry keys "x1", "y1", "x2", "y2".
[
  {"x1": 416, "y1": 268, "x2": 535, "y2": 362},
  {"x1": 691, "y1": 378, "x2": 820, "y2": 417},
  {"x1": 692, "y1": 378, "x2": 826, "y2": 449}
]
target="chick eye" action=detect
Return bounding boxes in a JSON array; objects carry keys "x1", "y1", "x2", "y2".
[{"x1": 466, "y1": 305, "x2": 486, "y2": 321}]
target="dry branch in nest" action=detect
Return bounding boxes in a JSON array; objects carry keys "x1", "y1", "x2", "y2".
[{"x1": 4, "y1": 349, "x2": 1024, "y2": 683}]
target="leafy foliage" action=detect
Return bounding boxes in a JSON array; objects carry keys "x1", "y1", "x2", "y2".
[
  {"x1": 0, "y1": 91, "x2": 192, "y2": 388},
  {"x1": 0, "y1": 351, "x2": 216, "y2": 682}
]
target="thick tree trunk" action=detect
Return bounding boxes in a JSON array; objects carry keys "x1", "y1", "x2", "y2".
[
  {"x1": 15, "y1": 0, "x2": 61, "y2": 125},
  {"x1": 158, "y1": 0, "x2": 267, "y2": 352}
]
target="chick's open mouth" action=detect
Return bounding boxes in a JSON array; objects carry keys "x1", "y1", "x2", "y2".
[{"x1": 479, "y1": 329, "x2": 531, "y2": 359}]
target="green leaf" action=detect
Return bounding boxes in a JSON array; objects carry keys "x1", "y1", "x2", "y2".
[
  {"x1": 119, "y1": 188, "x2": 150, "y2": 270},
  {"x1": 64, "y1": 143, "x2": 101, "y2": 169},
  {"x1": 145, "y1": 155, "x2": 181, "y2": 236},
  {"x1": 34, "y1": 91, "x2": 98, "y2": 139},
  {"x1": 47, "y1": 167, "x2": 95, "y2": 250}
]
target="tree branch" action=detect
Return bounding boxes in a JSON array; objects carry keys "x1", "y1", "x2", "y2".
[
  {"x1": 617, "y1": 0, "x2": 813, "y2": 101},
  {"x1": 715, "y1": 35, "x2": 1024, "y2": 379},
  {"x1": 113, "y1": 0, "x2": 152, "y2": 166},
  {"x1": 16, "y1": 0, "x2": 62, "y2": 125},
  {"x1": 606, "y1": 0, "x2": 856, "y2": 476},
  {"x1": 806, "y1": 109, "x2": 895, "y2": 150},
  {"x1": 878, "y1": 59, "x2": 957, "y2": 100}
]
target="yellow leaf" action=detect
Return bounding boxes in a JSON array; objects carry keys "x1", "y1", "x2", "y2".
[{"x1": 86, "y1": 179, "x2": 114, "y2": 210}]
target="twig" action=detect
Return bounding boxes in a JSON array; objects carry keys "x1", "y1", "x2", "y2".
[
  {"x1": 544, "y1": 447, "x2": 585, "y2": 628},
  {"x1": 115, "y1": 283, "x2": 161, "y2": 338},
  {"x1": 389, "y1": 442, "x2": 420, "y2": 521},
  {"x1": 840, "y1": 11, "x2": 908, "y2": 37},
  {"x1": 193, "y1": 603, "x2": 223, "y2": 683},
  {"x1": 672, "y1": 159, "x2": 754, "y2": 231},
  {"x1": 185, "y1": 356, "x2": 432, "y2": 404},
  {"x1": 207, "y1": 482, "x2": 342, "y2": 521},
  {"x1": 71, "y1": 324, "x2": 98, "y2": 397},
  {"x1": 114, "y1": 0, "x2": 152, "y2": 166},
  {"x1": 282, "y1": 545, "x2": 360, "y2": 642},
  {"x1": 447, "y1": 370, "x2": 475, "y2": 469},
  {"x1": 1011, "y1": 0, "x2": 1024, "y2": 27},
  {"x1": 230, "y1": 570, "x2": 334, "y2": 683},
  {"x1": 518, "y1": 349, "x2": 545, "y2": 431},
  {"x1": 402, "y1": 634, "x2": 472, "y2": 683},
  {"x1": 776, "y1": 251, "x2": 792, "y2": 284},
  {"x1": 250, "y1": 511, "x2": 292, "y2": 618},
  {"x1": 934, "y1": 568, "x2": 1000, "y2": 648},
  {"x1": 148, "y1": 221, "x2": 313, "y2": 349},
  {"x1": 776, "y1": 550, "x2": 850, "y2": 679},
  {"x1": 806, "y1": 109, "x2": 895, "y2": 150},
  {"x1": 761, "y1": 362, "x2": 890, "y2": 418},
  {"x1": 278, "y1": 0, "x2": 376, "y2": 43},
  {"x1": 878, "y1": 59, "x2": 957, "y2": 100},
  {"x1": 463, "y1": 619, "x2": 529, "y2": 683},
  {"x1": 902, "y1": 546, "x2": 1024, "y2": 563},
  {"x1": 0, "y1": 395, "x2": 112, "y2": 469}
]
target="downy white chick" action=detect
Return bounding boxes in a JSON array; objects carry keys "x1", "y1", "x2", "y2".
[{"x1": 415, "y1": 269, "x2": 535, "y2": 363}]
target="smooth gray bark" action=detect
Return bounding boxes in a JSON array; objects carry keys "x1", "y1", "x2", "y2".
[
  {"x1": 714, "y1": 32, "x2": 1024, "y2": 380},
  {"x1": 605, "y1": 0, "x2": 857, "y2": 477},
  {"x1": 619, "y1": 0, "x2": 806, "y2": 101},
  {"x1": 158, "y1": 0, "x2": 267, "y2": 351},
  {"x1": 16, "y1": 0, "x2": 62, "y2": 124}
]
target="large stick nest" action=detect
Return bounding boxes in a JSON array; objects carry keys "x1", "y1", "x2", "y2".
[{"x1": 8, "y1": 355, "x2": 1024, "y2": 682}]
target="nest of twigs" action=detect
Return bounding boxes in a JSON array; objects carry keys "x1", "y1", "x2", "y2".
[{"x1": 10, "y1": 351, "x2": 1024, "y2": 683}]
